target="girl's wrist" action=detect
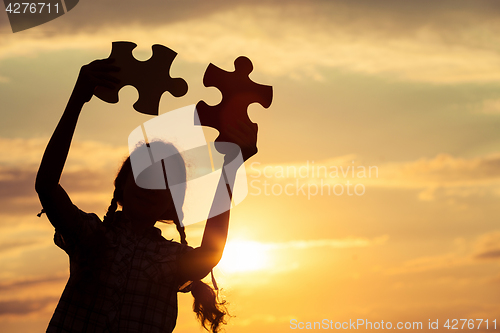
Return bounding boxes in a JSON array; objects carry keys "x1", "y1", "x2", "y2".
[{"x1": 67, "y1": 91, "x2": 88, "y2": 110}]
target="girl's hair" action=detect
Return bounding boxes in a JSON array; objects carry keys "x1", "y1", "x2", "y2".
[{"x1": 103, "y1": 142, "x2": 229, "y2": 333}]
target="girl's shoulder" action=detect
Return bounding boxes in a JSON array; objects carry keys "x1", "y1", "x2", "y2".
[
  {"x1": 53, "y1": 206, "x2": 106, "y2": 256},
  {"x1": 157, "y1": 235, "x2": 194, "y2": 255}
]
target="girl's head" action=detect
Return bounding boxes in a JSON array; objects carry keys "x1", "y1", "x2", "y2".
[{"x1": 105, "y1": 142, "x2": 186, "y2": 225}]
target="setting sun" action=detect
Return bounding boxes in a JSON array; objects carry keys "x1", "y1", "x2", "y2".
[{"x1": 217, "y1": 240, "x2": 270, "y2": 273}]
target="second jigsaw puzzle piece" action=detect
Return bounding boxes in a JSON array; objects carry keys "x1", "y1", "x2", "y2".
[
  {"x1": 94, "y1": 41, "x2": 188, "y2": 116},
  {"x1": 195, "y1": 56, "x2": 273, "y2": 145}
]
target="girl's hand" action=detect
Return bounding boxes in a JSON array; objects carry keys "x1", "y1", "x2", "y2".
[
  {"x1": 71, "y1": 59, "x2": 120, "y2": 104},
  {"x1": 224, "y1": 120, "x2": 258, "y2": 162}
]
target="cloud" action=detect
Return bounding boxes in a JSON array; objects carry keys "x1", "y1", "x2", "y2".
[
  {"x1": 2, "y1": 1, "x2": 500, "y2": 83},
  {"x1": 3, "y1": 138, "x2": 500, "y2": 212},
  {"x1": 264, "y1": 235, "x2": 389, "y2": 250},
  {"x1": 0, "y1": 168, "x2": 37, "y2": 199},
  {"x1": 229, "y1": 235, "x2": 389, "y2": 252},
  {"x1": 0, "y1": 275, "x2": 66, "y2": 292},
  {"x1": 387, "y1": 253, "x2": 470, "y2": 275},
  {"x1": 0, "y1": 137, "x2": 127, "y2": 216},
  {"x1": 475, "y1": 250, "x2": 500, "y2": 259},
  {"x1": 388, "y1": 230, "x2": 500, "y2": 274},
  {"x1": 480, "y1": 98, "x2": 500, "y2": 114},
  {"x1": 0, "y1": 296, "x2": 58, "y2": 316},
  {"x1": 249, "y1": 152, "x2": 500, "y2": 200},
  {"x1": 0, "y1": 137, "x2": 128, "y2": 171},
  {"x1": 0, "y1": 239, "x2": 42, "y2": 254},
  {"x1": 5, "y1": 0, "x2": 500, "y2": 34},
  {"x1": 253, "y1": 152, "x2": 500, "y2": 186},
  {"x1": 385, "y1": 153, "x2": 500, "y2": 200},
  {"x1": 491, "y1": 274, "x2": 500, "y2": 283},
  {"x1": 473, "y1": 231, "x2": 500, "y2": 260},
  {"x1": 0, "y1": 166, "x2": 113, "y2": 216},
  {"x1": 393, "y1": 153, "x2": 500, "y2": 184}
]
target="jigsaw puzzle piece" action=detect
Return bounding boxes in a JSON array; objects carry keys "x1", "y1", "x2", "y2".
[
  {"x1": 94, "y1": 41, "x2": 188, "y2": 116},
  {"x1": 195, "y1": 56, "x2": 273, "y2": 146}
]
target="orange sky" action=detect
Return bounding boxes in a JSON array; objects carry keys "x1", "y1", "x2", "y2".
[{"x1": 1, "y1": 1, "x2": 500, "y2": 332}]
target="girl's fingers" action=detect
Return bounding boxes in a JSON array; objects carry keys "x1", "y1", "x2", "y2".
[
  {"x1": 94, "y1": 79, "x2": 116, "y2": 90},
  {"x1": 90, "y1": 64, "x2": 120, "y2": 73},
  {"x1": 98, "y1": 79, "x2": 117, "y2": 89},
  {"x1": 89, "y1": 74, "x2": 117, "y2": 89},
  {"x1": 222, "y1": 122, "x2": 258, "y2": 160},
  {"x1": 87, "y1": 58, "x2": 120, "y2": 71},
  {"x1": 225, "y1": 127, "x2": 257, "y2": 152},
  {"x1": 99, "y1": 65, "x2": 120, "y2": 72},
  {"x1": 95, "y1": 72, "x2": 121, "y2": 83}
]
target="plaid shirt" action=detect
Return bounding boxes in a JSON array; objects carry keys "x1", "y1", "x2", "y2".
[{"x1": 47, "y1": 208, "x2": 193, "y2": 333}]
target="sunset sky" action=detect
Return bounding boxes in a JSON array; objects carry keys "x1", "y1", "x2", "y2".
[{"x1": 1, "y1": 0, "x2": 500, "y2": 332}]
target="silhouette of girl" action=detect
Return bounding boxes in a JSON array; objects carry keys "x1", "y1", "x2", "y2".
[{"x1": 35, "y1": 59, "x2": 258, "y2": 333}]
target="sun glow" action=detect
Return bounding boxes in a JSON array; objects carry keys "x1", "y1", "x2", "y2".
[{"x1": 217, "y1": 240, "x2": 270, "y2": 273}]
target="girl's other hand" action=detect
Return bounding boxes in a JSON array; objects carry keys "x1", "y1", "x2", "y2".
[
  {"x1": 72, "y1": 58, "x2": 120, "y2": 104},
  {"x1": 224, "y1": 120, "x2": 258, "y2": 162}
]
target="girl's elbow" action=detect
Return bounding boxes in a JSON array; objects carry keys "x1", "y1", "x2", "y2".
[
  {"x1": 35, "y1": 181, "x2": 47, "y2": 194},
  {"x1": 204, "y1": 250, "x2": 223, "y2": 269},
  {"x1": 35, "y1": 181, "x2": 53, "y2": 195},
  {"x1": 35, "y1": 174, "x2": 50, "y2": 194}
]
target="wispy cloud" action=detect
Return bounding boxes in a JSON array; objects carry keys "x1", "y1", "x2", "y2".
[
  {"x1": 475, "y1": 250, "x2": 500, "y2": 260},
  {"x1": 391, "y1": 153, "x2": 500, "y2": 184},
  {"x1": 387, "y1": 252, "x2": 471, "y2": 275},
  {"x1": 2, "y1": 2, "x2": 500, "y2": 83},
  {"x1": 473, "y1": 231, "x2": 500, "y2": 260},
  {"x1": 263, "y1": 235, "x2": 389, "y2": 250},
  {"x1": 0, "y1": 137, "x2": 127, "y2": 171},
  {"x1": 388, "y1": 230, "x2": 500, "y2": 275},
  {"x1": 228, "y1": 236, "x2": 388, "y2": 252},
  {"x1": 0, "y1": 275, "x2": 66, "y2": 292},
  {"x1": 0, "y1": 296, "x2": 58, "y2": 316},
  {"x1": 382, "y1": 153, "x2": 500, "y2": 200},
  {"x1": 249, "y1": 152, "x2": 500, "y2": 200},
  {"x1": 0, "y1": 166, "x2": 113, "y2": 216},
  {"x1": 480, "y1": 98, "x2": 500, "y2": 114},
  {"x1": 0, "y1": 239, "x2": 42, "y2": 255},
  {"x1": 0, "y1": 137, "x2": 126, "y2": 217},
  {"x1": 4, "y1": 136, "x2": 500, "y2": 212}
]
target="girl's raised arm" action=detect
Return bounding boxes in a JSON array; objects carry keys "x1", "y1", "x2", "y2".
[
  {"x1": 179, "y1": 122, "x2": 258, "y2": 281},
  {"x1": 35, "y1": 59, "x2": 119, "y2": 231}
]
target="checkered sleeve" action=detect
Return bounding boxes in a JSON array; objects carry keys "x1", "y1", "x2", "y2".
[{"x1": 53, "y1": 206, "x2": 104, "y2": 257}]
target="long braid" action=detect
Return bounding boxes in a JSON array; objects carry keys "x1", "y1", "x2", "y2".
[
  {"x1": 104, "y1": 156, "x2": 130, "y2": 224},
  {"x1": 191, "y1": 280, "x2": 228, "y2": 333},
  {"x1": 103, "y1": 191, "x2": 119, "y2": 225},
  {"x1": 175, "y1": 221, "x2": 187, "y2": 245}
]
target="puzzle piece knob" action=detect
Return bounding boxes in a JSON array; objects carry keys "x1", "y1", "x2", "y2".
[{"x1": 234, "y1": 56, "x2": 253, "y2": 75}]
